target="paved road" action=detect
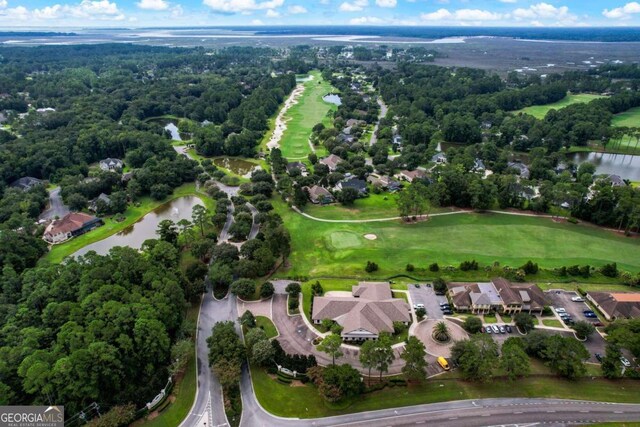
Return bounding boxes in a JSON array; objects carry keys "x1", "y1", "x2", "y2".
[
  {"x1": 246, "y1": 203, "x2": 260, "y2": 240},
  {"x1": 368, "y1": 97, "x2": 388, "y2": 147},
  {"x1": 408, "y1": 284, "x2": 446, "y2": 320},
  {"x1": 39, "y1": 187, "x2": 69, "y2": 220}
]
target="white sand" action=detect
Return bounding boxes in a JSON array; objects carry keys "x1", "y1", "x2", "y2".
[
  {"x1": 364, "y1": 234, "x2": 378, "y2": 240},
  {"x1": 266, "y1": 76, "x2": 314, "y2": 150}
]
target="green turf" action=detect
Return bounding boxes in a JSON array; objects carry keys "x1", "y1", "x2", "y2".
[
  {"x1": 514, "y1": 94, "x2": 607, "y2": 119},
  {"x1": 275, "y1": 201, "x2": 640, "y2": 278},
  {"x1": 301, "y1": 193, "x2": 405, "y2": 220},
  {"x1": 542, "y1": 319, "x2": 564, "y2": 328},
  {"x1": 483, "y1": 314, "x2": 497, "y2": 324},
  {"x1": 612, "y1": 107, "x2": 640, "y2": 128},
  {"x1": 279, "y1": 70, "x2": 337, "y2": 160},
  {"x1": 256, "y1": 316, "x2": 278, "y2": 339},
  {"x1": 42, "y1": 183, "x2": 215, "y2": 264}
]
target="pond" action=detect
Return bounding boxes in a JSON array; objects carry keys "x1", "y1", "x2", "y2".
[
  {"x1": 73, "y1": 196, "x2": 204, "y2": 257},
  {"x1": 164, "y1": 122, "x2": 182, "y2": 141},
  {"x1": 213, "y1": 157, "x2": 261, "y2": 178},
  {"x1": 323, "y1": 93, "x2": 342, "y2": 106},
  {"x1": 147, "y1": 117, "x2": 191, "y2": 141},
  {"x1": 570, "y1": 152, "x2": 640, "y2": 181}
]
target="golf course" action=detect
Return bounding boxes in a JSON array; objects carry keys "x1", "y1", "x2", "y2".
[
  {"x1": 514, "y1": 93, "x2": 606, "y2": 119},
  {"x1": 276, "y1": 200, "x2": 640, "y2": 277},
  {"x1": 277, "y1": 70, "x2": 338, "y2": 159}
]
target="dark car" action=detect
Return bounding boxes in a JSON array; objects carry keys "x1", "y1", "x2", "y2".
[
  {"x1": 595, "y1": 353, "x2": 603, "y2": 362},
  {"x1": 440, "y1": 305, "x2": 451, "y2": 311},
  {"x1": 593, "y1": 322, "x2": 604, "y2": 327},
  {"x1": 583, "y1": 310, "x2": 595, "y2": 314},
  {"x1": 442, "y1": 309, "x2": 453, "y2": 315},
  {"x1": 414, "y1": 284, "x2": 420, "y2": 288},
  {"x1": 505, "y1": 325, "x2": 512, "y2": 333},
  {"x1": 584, "y1": 312, "x2": 597, "y2": 318}
]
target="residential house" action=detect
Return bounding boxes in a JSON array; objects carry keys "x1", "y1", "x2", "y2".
[
  {"x1": 342, "y1": 126, "x2": 353, "y2": 136},
  {"x1": 603, "y1": 174, "x2": 625, "y2": 187},
  {"x1": 305, "y1": 185, "x2": 334, "y2": 205},
  {"x1": 121, "y1": 172, "x2": 134, "y2": 183},
  {"x1": 319, "y1": 154, "x2": 344, "y2": 172},
  {"x1": 43, "y1": 212, "x2": 103, "y2": 244},
  {"x1": 99, "y1": 158, "x2": 123, "y2": 171},
  {"x1": 286, "y1": 161, "x2": 308, "y2": 176},
  {"x1": 9, "y1": 176, "x2": 44, "y2": 191},
  {"x1": 367, "y1": 174, "x2": 401, "y2": 192},
  {"x1": 89, "y1": 193, "x2": 111, "y2": 213},
  {"x1": 431, "y1": 152, "x2": 447, "y2": 164},
  {"x1": 346, "y1": 119, "x2": 366, "y2": 128},
  {"x1": 507, "y1": 161, "x2": 530, "y2": 179},
  {"x1": 337, "y1": 133, "x2": 356, "y2": 144},
  {"x1": 473, "y1": 158, "x2": 486, "y2": 172},
  {"x1": 312, "y1": 282, "x2": 411, "y2": 341},
  {"x1": 336, "y1": 178, "x2": 367, "y2": 195},
  {"x1": 447, "y1": 278, "x2": 547, "y2": 315},
  {"x1": 393, "y1": 134, "x2": 403, "y2": 146},
  {"x1": 587, "y1": 292, "x2": 640, "y2": 320},
  {"x1": 395, "y1": 169, "x2": 426, "y2": 183}
]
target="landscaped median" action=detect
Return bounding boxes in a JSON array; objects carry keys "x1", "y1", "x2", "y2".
[{"x1": 42, "y1": 183, "x2": 215, "y2": 264}]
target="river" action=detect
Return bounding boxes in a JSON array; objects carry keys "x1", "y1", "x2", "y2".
[
  {"x1": 570, "y1": 152, "x2": 640, "y2": 181},
  {"x1": 73, "y1": 196, "x2": 204, "y2": 257}
]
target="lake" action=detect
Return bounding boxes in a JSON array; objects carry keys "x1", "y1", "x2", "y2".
[
  {"x1": 73, "y1": 196, "x2": 203, "y2": 257},
  {"x1": 165, "y1": 122, "x2": 182, "y2": 141},
  {"x1": 213, "y1": 157, "x2": 261, "y2": 177},
  {"x1": 570, "y1": 152, "x2": 640, "y2": 181},
  {"x1": 323, "y1": 94, "x2": 342, "y2": 106}
]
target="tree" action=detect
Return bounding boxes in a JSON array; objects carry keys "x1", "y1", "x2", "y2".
[
  {"x1": 310, "y1": 364, "x2": 364, "y2": 402},
  {"x1": 542, "y1": 335, "x2": 589, "y2": 379},
  {"x1": 169, "y1": 339, "x2": 193, "y2": 376},
  {"x1": 85, "y1": 404, "x2": 136, "y2": 427},
  {"x1": 245, "y1": 328, "x2": 267, "y2": 353},
  {"x1": 317, "y1": 333, "x2": 343, "y2": 365},
  {"x1": 285, "y1": 282, "x2": 301, "y2": 297},
  {"x1": 157, "y1": 219, "x2": 178, "y2": 245},
  {"x1": 397, "y1": 182, "x2": 431, "y2": 219},
  {"x1": 260, "y1": 281, "x2": 275, "y2": 299},
  {"x1": 251, "y1": 339, "x2": 275, "y2": 366},
  {"x1": 191, "y1": 204, "x2": 209, "y2": 236},
  {"x1": 359, "y1": 340, "x2": 377, "y2": 385},
  {"x1": 311, "y1": 281, "x2": 324, "y2": 295},
  {"x1": 213, "y1": 358, "x2": 241, "y2": 390},
  {"x1": 365, "y1": 261, "x2": 379, "y2": 273},
  {"x1": 463, "y1": 316, "x2": 483, "y2": 334},
  {"x1": 415, "y1": 307, "x2": 426, "y2": 320},
  {"x1": 433, "y1": 321, "x2": 450, "y2": 342},
  {"x1": 337, "y1": 187, "x2": 360, "y2": 205},
  {"x1": 433, "y1": 277, "x2": 447, "y2": 294},
  {"x1": 67, "y1": 193, "x2": 88, "y2": 211},
  {"x1": 573, "y1": 321, "x2": 596, "y2": 340},
  {"x1": 240, "y1": 310, "x2": 256, "y2": 328},
  {"x1": 401, "y1": 336, "x2": 427, "y2": 383},
  {"x1": 601, "y1": 343, "x2": 622, "y2": 379},
  {"x1": 207, "y1": 321, "x2": 245, "y2": 367},
  {"x1": 500, "y1": 340, "x2": 530, "y2": 381},
  {"x1": 371, "y1": 332, "x2": 395, "y2": 380},
  {"x1": 514, "y1": 312, "x2": 535, "y2": 333},
  {"x1": 450, "y1": 334, "x2": 498, "y2": 382},
  {"x1": 230, "y1": 279, "x2": 256, "y2": 299}
]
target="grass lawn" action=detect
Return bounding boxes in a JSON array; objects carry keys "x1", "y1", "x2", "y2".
[
  {"x1": 483, "y1": 314, "x2": 497, "y2": 324},
  {"x1": 275, "y1": 201, "x2": 640, "y2": 279},
  {"x1": 42, "y1": 183, "x2": 215, "y2": 264},
  {"x1": 136, "y1": 305, "x2": 199, "y2": 427},
  {"x1": 278, "y1": 70, "x2": 337, "y2": 160},
  {"x1": 612, "y1": 107, "x2": 640, "y2": 128},
  {"x1": 251, "y1": 362, "x2": 640, "y2": 419},
  {"x1": 514, "y1": 94, "x2": 607, "y2": 119},
  {"x1": 301, "y1": 193, "x2": 418, "y2": 220},
  {"x1": 537, "y1": 282, "x2": 635, "y2": 293},
  {"x1": 542, "y1": 319, "x2": 564, "y2": 328},
  {"x1": 256, "y1": 316, "x2": 278, "y2": 339}
]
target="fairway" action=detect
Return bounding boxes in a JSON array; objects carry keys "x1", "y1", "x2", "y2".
[
  {"x1": 612, "y1": 106, "x2": 640, "y2": 128},
  {"x1": 278, "y1": 70, "x2": 337, "y2": 159},
  {"x1": 514, "y1": 94, "x2": 606, "y2": 119},
  {"x1": 276, "y1": 202, "x2": 640, "y2": 277}
]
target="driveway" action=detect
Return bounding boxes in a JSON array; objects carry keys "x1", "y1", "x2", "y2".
[
  {"x1": 414, "y1": 319, "x2": 468, "y2": 358},
  {"x1": 39, "y1": 187, "x2": 69, "y2": 221},
  {"x1": 546, "y1": 289, "x2": 602, "y2": 327},
  {"x1": 408, "y1": 283, "x2": 447, "y2": 320},
  {"x1": 237, "y1": 298, "x2": 272, "y2": 320}
]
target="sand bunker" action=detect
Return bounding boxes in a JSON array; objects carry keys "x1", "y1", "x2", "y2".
[{"x1": 364, "y1": 234, "x2": 378, "y2": 240}]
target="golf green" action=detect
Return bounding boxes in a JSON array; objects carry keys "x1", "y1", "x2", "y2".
[{"x1": 514, "y1": 94, "x2": 606, "y2": 119}]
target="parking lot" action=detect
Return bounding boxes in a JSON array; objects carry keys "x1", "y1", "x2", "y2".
[
  {"x1": 407, "y1": 283, "x2": 448, "y2": 320},
  {"x1": 546, "y1": 290, "x2": 602, "y2": 328}
]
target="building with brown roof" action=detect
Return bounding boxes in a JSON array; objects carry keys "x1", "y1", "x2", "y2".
[
  {"x1": 587, "y1": 292, "x2": 640, "y2": 320},
  {"x1": 447, "y1": 278, "x2": 547, "y2": 314},
  {"x1": 395, "y1": 169, "x2": 426, "y2": 183},
  {"x1": 319, "y1": 154, "x2": 344, "y2": 172},
  {"x1": 304, "y1": 185, "x2": 334, "y2": 205},
  {"x1": 312, "y1": 282, "x2": 411, "y2": 341},
  {"x1": 43, "y1": 212, "x2": 103, "y2": 244}
]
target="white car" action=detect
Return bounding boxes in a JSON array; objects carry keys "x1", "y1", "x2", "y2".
[
  {"x1": 413, "y1": 303, "x2": 425, "y2": 310},
  {"x1": 555, "y1": 307, "x2": 566, "y2": 313},
  {"x1": 571, "y1": 297, "x2": 584, "y2": 302},
  {"x1": 620, "y1": 357, "x2": 631, "y2": 367}
]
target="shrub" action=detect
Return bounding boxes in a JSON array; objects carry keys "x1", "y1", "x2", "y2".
[
  {"x1": 459, "y1": 260, "x2": 479, "y2": 271},
  {"x1": 579, "y1": 265, "x2": 591, "y2": 278},
  {"x1": 567, "y1": 265, "x2": 580, "y2": 276},
  {"x1": 429, "y1": 263, "x2": 439, "y2": 272},
  {"x1": 406, "y1": 264, "x2": 415, "y2": 272},
  {"x1": 415, "y1": 307, "x2": 426, "y2": 319},
  {"x1": 365, "y1": 261, "x2": 379, "y2": 273},
  {"x1": 288, "y1": 297, "x2": 299, "y2": 312},
  {"x1": 285, "y1": 282, "x2": 301, "y2": 297},
  {"x1": 433, "y1": 277, "x2": 447, "y2": 294},
  {"x1": 600, "y1": 262, "x2": 618, "y2": 278},
  {"x1": 567, "y1": 217, "x2": 578, "y2": 224},
  {"x1": 260, "y1": 281, "x2": 275, "y2": 299},
  {"x1": 520, "y1": 260, "x2": 539, "y2": 275},
  {"x1": 311, "y1": 281, "x2": 324, "y2": 295},
  {"x1": 514, "y1": 269, "x2": 526, "y2": 282},
  {"x1": 230, "y1": 279, "x2": 256, "y2": 299},
  {"x1": 463, "y1": 316, "x2": 483, "y2": 334},
  {"x1": 393, "y1": 321, "x2": 407, "y2": 334}
]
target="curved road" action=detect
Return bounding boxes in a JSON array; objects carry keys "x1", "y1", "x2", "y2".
[{"x1": 39, "y1": 187, "x2": 70, "y2": 221}]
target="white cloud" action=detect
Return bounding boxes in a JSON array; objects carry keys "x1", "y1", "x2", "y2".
[
  {"x1": 603, "y1": 2, "x2": 640, "y2": 19},
  {"x1": 512, "y1": 3, "x2": 572, "y2": 20},
  {"x1": 266, "y1": 8, "x2": 279, "y2": 16},
  {"x1": 350, "y1": 15, "x2": 383, "y2": 24},
  {"x1": 137, "y1": 0, "x2": 169, "y2": 10},
  {"x1": 170, "y1": 4, "x2": 183, "y2": 17},
  {"x1": 0, "y1": 0, "x2": 7, "y2": 8},
  {"x1": 375, "y1": 0, "x2": 396, "y2": 8},
  {"x1": 339, "y1": 0, "x2": 368, "y2": 12},
  {"x1": 499, "y1": 0, "x2": 516, "y2": 3},
  {"x1": 251, "y1": 18, "x2": 264, "y2": 24},
  {"x1": 203, "y1": 0, "x2": 284, "y2": 13},
  {"x1": 0, "y1": 0, "x2": 125, "y2": 21},
  {"x1": 288, "y1": 5, "x2": 307, "y2": 14},
  {"x1": 420, "y1": 8, "x2": 503, "y2": 21}
]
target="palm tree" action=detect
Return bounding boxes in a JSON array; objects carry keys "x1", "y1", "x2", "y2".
[{"x1": 433, "y1": 321, "x2": 450, "y2": 342}]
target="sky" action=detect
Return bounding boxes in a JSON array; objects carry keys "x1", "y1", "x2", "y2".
[{"x1": 1, "y1": 0, "x2": 640, "y2": 28}]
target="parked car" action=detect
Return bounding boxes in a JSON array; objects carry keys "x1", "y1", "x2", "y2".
[
  {"x1": 491, "y1": 325, "x2": 500, "y2": 334},
  {"x1": 593, "y1": 322, "x2": 604, "y2": 327},
  {"x1": 414, "y1": 284, "x2": 420, "y2": 288},
  {"x1": 555, "y1": 307, "x2": 566, "y2": 313},
  {"x1": 505, "y1": 325, "x2": 512, "y2": 333},
  {"x1": 583, "y1": 310, "x2": 595, "y2": 314},
  {"x1": 571, "y1": 296, "x2": 584, "y2": 302},
  {"x1": 595, "y1": 353, "x2": 602, "y2": 362},
  {"x1": 439, "y1": 301, "x2": 449, "y2": 307},
  {"x1": 442, "y1": 309, "x2": 453, "y2": 315},
  {"x1": 584, "y1": 312, "x2": 597, "y2": 318},
  {"x1": 499, "y1": 325, "x2": 506, "y2": 334},
  {"x1": 485, "y1": 326, "x2": 492, "y2": 334},
  {"x1": 620, "y1": 357, "x2": 631, "y2": 367},
  {"x1": 413, "y1": 303, "x2": 425, "y2": 310},
  {"x1": 440, "y1": 305, "x2": 451, "y2": 311}
]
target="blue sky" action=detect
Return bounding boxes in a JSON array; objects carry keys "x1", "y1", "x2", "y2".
[{"x1": 1, "y1": 0, "x2": 640, "y2": 27}]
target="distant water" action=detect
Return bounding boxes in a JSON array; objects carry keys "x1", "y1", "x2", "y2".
[
  {"x1": 323, "y1": 94, "x2": 342, "y2": 106},
  {"x1": 570, "y1": 152, "x2": 640, "y2": 181},
  {"x1": 164, "y1": 122, "x2": 181, "y2": 141}
]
